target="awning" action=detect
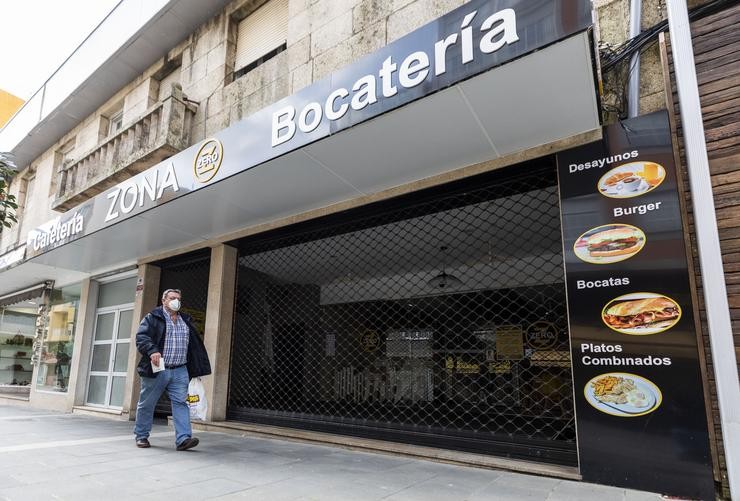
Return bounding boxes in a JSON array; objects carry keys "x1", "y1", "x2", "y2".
[
  {"x1": 0, "y1": 282, "x2": 51, "y2": 308},
  {"x1": 0, "y1": 1, "x2": 600, "y2": 297}
]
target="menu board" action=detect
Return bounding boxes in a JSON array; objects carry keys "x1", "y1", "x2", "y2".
[
  {"x1": 556, "y1": 111, "x2": 714, "y2": 499},
  {"x1": 495, "y1": 325, "x2": 524, "y2": 360}
]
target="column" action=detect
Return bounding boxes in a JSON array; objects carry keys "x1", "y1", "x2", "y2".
[
  {"x1": 69, "y1": 278, "x2": 98, "y2": 407},
  {"x1": 202, "y1": 244, "x2": 237, "y2": 421},
  {"x1": 122, "y1": 264, "x2": 161, "y2": 418}
]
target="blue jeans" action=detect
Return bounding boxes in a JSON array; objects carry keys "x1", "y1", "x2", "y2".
[{"x1": 134, "y1": 366, "x2": 192, "y2": 446}]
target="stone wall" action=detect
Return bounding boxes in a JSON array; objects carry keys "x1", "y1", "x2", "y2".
[
  {"x1": 594, "y1": 0, "x2": 716, "y2": 122},
  {"x1": 594, "y1": 0, "x2": 668, "y2": 120},
  {"x1": 12, "y1": 0, "x2": 718, "y2": 251},
  {"x1": 3, "y1": 0, "x2": 480, "y2": 254}
]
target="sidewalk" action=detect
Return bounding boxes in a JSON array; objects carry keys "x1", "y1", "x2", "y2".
[{"x1": 0, "y1": 405, "x2": 666, "y2": 501}]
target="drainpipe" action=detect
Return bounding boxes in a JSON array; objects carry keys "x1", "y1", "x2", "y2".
[
  {"x1": 666, "y1": 1, "x2": 740, "y2": 498},
  {"x1": 627, "y1": 0, "x2": 642, "y2": 118}
]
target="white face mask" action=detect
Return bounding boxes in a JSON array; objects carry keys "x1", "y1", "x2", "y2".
[{"x1": 168, "y1": 298, "x2": 181, "y2": 312}]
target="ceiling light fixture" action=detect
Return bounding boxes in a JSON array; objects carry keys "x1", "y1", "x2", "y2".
[{"x1": 427, "y1": 246, "x2": 463, "y2": 290}]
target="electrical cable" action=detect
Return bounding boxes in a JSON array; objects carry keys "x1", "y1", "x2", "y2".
[{"x1": 600, "y1": 0, "x2": 738, "y2": 74}]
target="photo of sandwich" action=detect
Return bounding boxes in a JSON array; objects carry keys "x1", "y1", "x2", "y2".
[
  {"x1": 602, "y1": 292, "x2": 682, "y2": 335},
  {"x1": 584, "y1": 372, "x2": 661, "y2": 417},
  {"x1": 598, "y1": 161, "x2": 666, "y2": 199},
  {"x1": 573, "y1": 224, "x2": 646, "y2": 264}
]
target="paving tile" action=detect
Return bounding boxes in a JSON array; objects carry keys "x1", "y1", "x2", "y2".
[
  {"x1": 469, "y1": 482, "x2": 559, "y2": 501},
  {"x1": 400, "y1": 468, "x2": 502, "y2": 497},
  {"x1": 186, "y1": 461, "x2": 303, "y2": 487},
  {"x1": 212, "y1": 476, "x2": 372, "y2": 501},
  {"x1": 0, "y1": 405, "x2": 668, "y2": 501},
  {"x1": 546, "y1": 481, "x2": 626, "y2": 501},
  {"x1": 139, "y1": 478, "x2": 251, "y2": 501},
  {"x1": 0, "y1": 474, "x2": 24, "y2": 490},
  {"x1": 493, "y1": 471, "x2": 563, "y2": 492},
  {"x1": 624, "y1": 488, "x2": 663, "y2": 501}
]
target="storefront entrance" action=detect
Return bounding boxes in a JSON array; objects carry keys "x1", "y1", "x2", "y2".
[
  {"x1": 86, "y1": 306, "x2": 133, "y2": 407},
  {"x1": 86, "y1": 277, "x2": 137, "y2": 408},
  {"x1": 153, "y1": 250, "x2": 211, "y2": 416},
  {"x1": 227, "y1": 158, "x2": 577, "y2": 465}
]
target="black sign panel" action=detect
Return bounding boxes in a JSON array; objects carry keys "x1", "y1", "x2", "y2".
[
  {"x1": 557, "y1": 111, "x2": 714, "y2": 499},
  {"x1": 26, "y1": 0, "x2": 591, "y2": 259}
]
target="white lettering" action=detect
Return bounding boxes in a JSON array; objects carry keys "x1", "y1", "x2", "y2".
[
  {"x1": 269, "y1": 7, "x2": 521, "y2": 148},
  {"x1": 139, "y1": 170, "x2": 158, "y2": 207},
  {"x1": 480, "y1": 8, "x2": 519, "y2": 53},
  {"x1": 120, "y1": 184, "x2": 138, "y2": 214},
  {"x1": 379, "y1": 57, "x2": 398, "y2": 98},
  {"x1": 298, "y1": 102, "x2": 323, "y2": 133},
  {"x1": 325, "y1": 88, "x2": 349, "y2": 120},
  {"x1": 158, "y1": 162, "x2": 180, "y2": 199},
  {"x1": 271, "y1": 106, "x2": 297, "y2": 147},
  {"x1": 569, "y1": 150, "x2": 640, "y2": 174},
  {"x1": 581, "y1": 343, "x2": 623, "y2": 353},
  {"x1": 351, "y1": 75, "x2": 378, "y2": 111},
  {"x1": 576, "y1": 277, "x2": 630, "y2": 289},
  {"x1": 399, "y1": 51, "x2": 430, "y2": 88},
  {"x1": 460, "y1": 11, "x2": 476, "y2": 64},
  {"x1": 105, "y1": 190, "x2": 120, "y2": 222},
  {"x1": 434, "y1": 34, "x2": 458, "y2": 75},
  {"x1": 613, "y1": 201, "x2": 662, "y2": 217}
]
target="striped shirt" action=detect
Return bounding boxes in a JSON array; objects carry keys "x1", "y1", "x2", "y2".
[{"x1": 162, "y1": 309, "x2": 189, "y2": 367}]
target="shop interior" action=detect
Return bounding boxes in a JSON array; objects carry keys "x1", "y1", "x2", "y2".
[{"x1": 227, "y1": 159, "x2": 577, "y2": 464}]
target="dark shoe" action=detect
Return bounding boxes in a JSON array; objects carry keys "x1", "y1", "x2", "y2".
[
  {"x1": 135, "y1": 438, "x2": 151, "y2": 448},
  {"x1": 176, "y1": 437, "x2": 199, "y2": 451}
]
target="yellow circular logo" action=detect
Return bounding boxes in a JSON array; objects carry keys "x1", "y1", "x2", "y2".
[
  {"x1": 360, "y1": 330, "x2": 380, "y2": 353},
  {"x1": 193, "y1": 138, "x2": 223, "y2": 183}
]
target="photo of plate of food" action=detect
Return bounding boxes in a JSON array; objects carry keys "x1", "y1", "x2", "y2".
[
  {"x1": 585, "y1": 372, "x2": 661, "y2": 417},
  {"x1": 573, "y1": 224, "x2": 646, "y2": 264},
  {"x1": 602, "y1": 292, "x2": 682, "y2": 335},
  {"x1": 598, "y1": 161, "x2": 666, "y2": 198}
]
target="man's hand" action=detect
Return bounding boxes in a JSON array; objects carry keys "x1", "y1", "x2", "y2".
[{"x1": 150, "y1": 352, "x2": 162, "y2": 366}]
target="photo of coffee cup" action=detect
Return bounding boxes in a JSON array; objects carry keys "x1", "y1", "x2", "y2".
[
  {"x1": 598, "y1": 162, "x2": 666, "y2": 199},
  {"x1": 621, "y1": 176, "x2": 641, "y2": 192}
]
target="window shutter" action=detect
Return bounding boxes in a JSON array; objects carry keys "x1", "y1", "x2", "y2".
[
  {"x1": 234, "y1": 0, "x2": 288, "y2": 72},
  {"x1": 158, "y1": 69, "x2": 180, "y2": 101}
]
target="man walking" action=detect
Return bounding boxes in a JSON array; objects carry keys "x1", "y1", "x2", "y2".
[{"x1": 133, "y1": 288, "x2": 211, "y2": 450}]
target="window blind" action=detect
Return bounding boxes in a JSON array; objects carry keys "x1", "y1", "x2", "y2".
[
  {"x1": 235, "y1": 0, "x2": 288, "y2": 72},
  {"x1": 158, "y1": 69, "x2": 180, "y2": 101}
]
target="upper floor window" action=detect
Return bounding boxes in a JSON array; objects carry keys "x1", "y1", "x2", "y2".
[
  {"x1": 108, "y1": 110, "x2": 123, "y2": 137},
  {"x1": 17, "y1": 168, "x2": 36, "y2": 238},
  {"x1": 234, "y1": 0, "x2": 288, "y2": 80},
  {"x1": 158, "y1": 68, "x2": 180, "y2": 101},
  {"x1": 52, "y1": 138, "x2": 76, "y2": 199}
]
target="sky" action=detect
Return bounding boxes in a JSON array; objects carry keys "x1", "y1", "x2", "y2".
[{"x1": 0, "y1": 0, "x2": 121, "y2": 101}]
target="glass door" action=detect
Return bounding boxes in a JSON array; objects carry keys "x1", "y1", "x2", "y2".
[{"x1": 86, "y1": 306, "x2": 133, "y2": 408}]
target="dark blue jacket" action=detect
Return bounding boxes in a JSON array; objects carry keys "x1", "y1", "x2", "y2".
[{"x1": 135, "y1": 306, "x2": 212, "y2": 379}]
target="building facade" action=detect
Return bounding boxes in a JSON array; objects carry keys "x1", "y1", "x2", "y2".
[
  {"x1": 0, "y1": 0, "x2": 737, "y2": 499},
  {"x1": 0, "y1": 89, "x2": 24, "y2": 129}
]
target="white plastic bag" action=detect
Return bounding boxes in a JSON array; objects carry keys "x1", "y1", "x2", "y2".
[{"x1": 187, "y1": 377, "x2": 207, "y2": 421}]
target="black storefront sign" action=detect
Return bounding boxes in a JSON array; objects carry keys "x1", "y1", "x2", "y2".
[{"x1": 556, "y1": 111, "x2": 714, "y2": 499}]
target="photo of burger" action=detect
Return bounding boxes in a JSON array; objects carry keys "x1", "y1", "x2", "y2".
[
  {"x1": 598, "y1": 161, "x2": 666, "y2": 199},
  {"x1": 602, "y1": 292, "x2": 682, "y2": 335},
  {"x1": 573, "y1": 224, "x2": 646, "y2": 264}
]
